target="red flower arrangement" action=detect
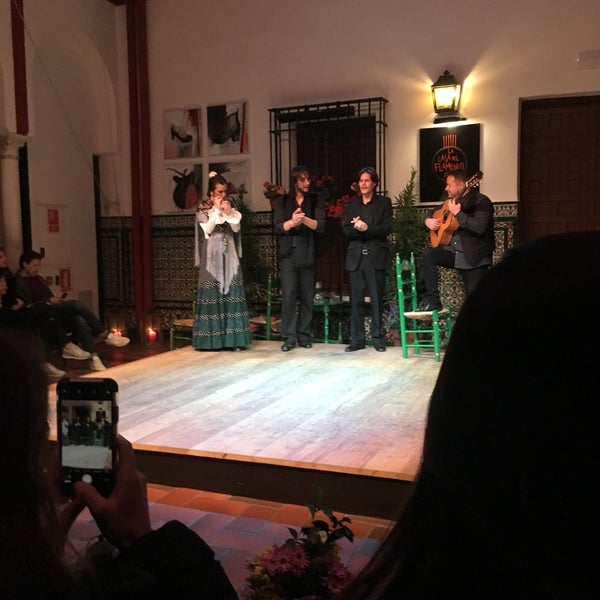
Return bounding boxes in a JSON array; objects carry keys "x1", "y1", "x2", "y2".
[
  {"x1": 311, "y1": 175, "x2": 337, "y2": 205},
  {"x1": 263, "y1": 180, "x2": 286, "y2": 201},
  {"x1": 327, "y1": 194, "x2": 352, "y2": 219}
]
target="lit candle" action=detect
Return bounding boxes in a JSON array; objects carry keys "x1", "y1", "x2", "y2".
[
  {"x1": 112, "y1": 328, "x2": 122, "y2": 337},
  {"x1": 147, "y1": 328, "x2": 157, "y2": 343}
]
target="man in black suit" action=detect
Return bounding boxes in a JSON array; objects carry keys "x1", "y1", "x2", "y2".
[
  {"x1": 420, "y1": 169, "x2": 494, "y2": 310},
  {"x1": 342, "y1": 167, "x2": 393, "y2": 352},
  {"x1": 273, "y1": 165, "x2": 327, "y2": 352}
]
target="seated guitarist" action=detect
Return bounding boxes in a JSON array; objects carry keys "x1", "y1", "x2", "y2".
[{"x1": 419, "y1": 169, "x2": 494, "y2": 311}]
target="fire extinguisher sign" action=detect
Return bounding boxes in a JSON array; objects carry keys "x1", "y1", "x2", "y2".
[{"x1": 48, "y1": 208, "x2": 60, "y2": 232}]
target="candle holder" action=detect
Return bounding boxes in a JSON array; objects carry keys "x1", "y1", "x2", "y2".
[
  {"x1": 105, "y1": 311, "x2": 130, "y2": 339},
  {"x1": 143, "y1": 313, "x2": 162, "y2": 345}
]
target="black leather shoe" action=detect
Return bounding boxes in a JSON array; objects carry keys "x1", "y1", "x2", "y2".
[
  {"x1": 281, "y1": 342, "x2": 296, "y2": 352},
  {"x1": 345, "y1": 343, "x2": 366, "y2": 352},
  {"x1": 374, "y1": 344, "x2": 387, "y2": 352},
  {"x1": 299, "y1": 342, "x2": 312, "y2": 348}
]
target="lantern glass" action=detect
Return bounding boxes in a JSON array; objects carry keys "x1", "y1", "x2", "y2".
[{"x1": 431, "y1": 70, "x2": 465, "y2": 123}]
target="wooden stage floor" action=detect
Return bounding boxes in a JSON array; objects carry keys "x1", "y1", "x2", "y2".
[{"x1": 48, "y1": 340, "x2": 442, "y2": 518}]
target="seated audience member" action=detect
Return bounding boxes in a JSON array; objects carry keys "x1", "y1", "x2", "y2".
[
  {"x1": 1, "y1": 247, "x2": 92, "y2": 375},
  {"x1": 0, "y1": 328, "x2": 238, "y2": 599},
  {"x1": 341, "y1": 231, "x2": 599, "y2": 599},
  {"x1": 15, "y1": 250, "x2": 129, "y2": 371},
  {"x1": 0, "y1": 272, "x2": 74, "y2": 378}
]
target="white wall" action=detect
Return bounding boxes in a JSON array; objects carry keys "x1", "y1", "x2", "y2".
[
  {"x1": 147, "y1": 0, "x2": 600, "y2": 210},
  {"x1": 0, "y1": 0, "x2": 123, "y2": 310},
  {"x1": 1, "y1": 0, "x2": 599, "y2": 303}
]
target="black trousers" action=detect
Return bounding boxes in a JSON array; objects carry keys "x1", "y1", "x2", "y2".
[
  {"x1": 279, "y1": 255, "x2": 316, "y2": 344},
  {"x1": 421, "y1": 246, "x2": 490, "y2": 303},
  {"x1": 348, "y1": 254, "x2": 386, "y2": 345}
]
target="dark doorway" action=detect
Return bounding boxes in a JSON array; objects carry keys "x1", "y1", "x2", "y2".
[
  {"x1": 269, "y1": 98, "x2": 388, "y2": 297},
  {"x1": 297, "y1": 116, "x2": 376, "y2": 198},
  {"x1": 297, "y1": 117, "x2": 376, "y2": 295},
  {"x1": 519, "y1": 95, "x2": 600, "y2": 242}
]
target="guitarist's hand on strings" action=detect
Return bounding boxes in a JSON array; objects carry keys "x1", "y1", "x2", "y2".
[
  {"x1": 425, "y1": 217, "x2": 441, "y2": 231},
  {"x1": 426, "y1": 199, "x2": 461, "y2": 231},
  {"x1": 447, "y1": 198, "x2": 462, "y2": 216}
]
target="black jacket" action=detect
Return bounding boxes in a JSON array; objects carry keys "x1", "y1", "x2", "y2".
[
  {"x1": 342, "y1": 194, "x2": 393, "y2": 271},
  {"x1": 72, "y1": 520, "x2": 238, "y2": 599},
  {"x1": 427, "y1": 189, "x2": 495, "y2": 266},
  {"x1": 273, "y1": 192, "x2": 327, "y2": 261}
]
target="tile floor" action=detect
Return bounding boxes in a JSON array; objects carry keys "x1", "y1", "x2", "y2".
[{"x1": 68, "y1": 483, "x2": 393, "y2": 596}]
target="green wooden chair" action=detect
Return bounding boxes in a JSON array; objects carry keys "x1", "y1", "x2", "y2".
[
  {"x1": 168, "y1": 300, "x2": 196, "y2": 350},
  {"x1": 250, "y1": 274, "x2": 281, "y2": 340},
  {"x1": 395, "y1": 252, "x2": 452, "y2": 362}
]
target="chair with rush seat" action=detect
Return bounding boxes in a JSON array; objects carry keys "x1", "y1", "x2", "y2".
[
  {"x1": 395, "y1": 252, "x2": 452, "y2": 362},
  {"x1": 249, "y1": 273, "x2": 281, "y2": 341},
  {"x1": 168, "y1": 300, "x2": 196, "y2": 350}
]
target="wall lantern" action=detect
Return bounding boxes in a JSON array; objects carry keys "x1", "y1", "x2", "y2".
[{"x1": 431, "y1": 70, "x2": 466, "y2": 123}]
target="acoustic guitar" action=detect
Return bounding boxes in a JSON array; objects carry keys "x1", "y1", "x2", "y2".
[{"x1": 429, "y1": 170, "x2": 483, "y2": 247}]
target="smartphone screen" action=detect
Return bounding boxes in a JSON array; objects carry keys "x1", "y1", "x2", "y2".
[{"x1": 57, "y1": 377, "x2": 118, "y2": 497}]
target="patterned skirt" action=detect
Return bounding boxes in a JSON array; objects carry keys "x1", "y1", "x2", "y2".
[{"x1": 192, "y1": 270, "x2": 251, "y2": 350}]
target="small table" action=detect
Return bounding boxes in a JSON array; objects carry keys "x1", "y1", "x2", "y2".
[{"x1": 313, "y1": 297, "x2": 345, "y2": 344}]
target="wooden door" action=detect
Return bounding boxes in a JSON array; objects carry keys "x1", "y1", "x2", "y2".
[{"x1": 519, "y1": 95, "x2": 600, "y2": 242}]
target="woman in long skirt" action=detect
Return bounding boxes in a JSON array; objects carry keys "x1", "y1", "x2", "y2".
[{"x1": 193, "y1": 173, "x2": 251, "y2": 350}]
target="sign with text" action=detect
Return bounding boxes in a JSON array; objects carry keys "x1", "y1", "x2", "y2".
[{"x1": 419, "y1": 124, "x2": 480, "y2": 202}]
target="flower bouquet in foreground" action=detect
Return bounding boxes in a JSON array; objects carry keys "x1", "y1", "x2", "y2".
[{"x1": 242, "y1": 488, "x2": 355, "y2": 599}]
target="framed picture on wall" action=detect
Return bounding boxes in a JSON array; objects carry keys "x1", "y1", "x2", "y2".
[
  {"x1": 209, "y1": 160, "x2": 250, "y2": 203},
  {"x1": 163, "y1": 108, "x2": 201, "y2": 159},
  {"x1": 207, "y1": 101, "x2": 248, "y2": 156},
  {"x1": 419, "y1": 123, "x2": 481, "y2": 202},
  {"x1": 164, "y1": 163, "x2": 202, "y2": 212}
]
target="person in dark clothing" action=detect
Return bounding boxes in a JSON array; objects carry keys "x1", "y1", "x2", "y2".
[
  {"x1": 0, "y1": 328, "x2": 238, "y2": 599},
  {"x1": 15, "y1": 250, "x2": 130, "y2": 371},
  {"x1": 342, "y1": 167, "x2": 393, "y2": 353},
  {"x1": 273, "y1": 165, "x2": 327, "y2": 351},
  {"x1": 340, "y1": 231, "x2": 599, "y2": 599},
  {"x1": 419, "y1": 169, "x2": 494, "y2": 310},
  {"x1": 0, "y1": 270, "x2": 70, "y2": 378}
]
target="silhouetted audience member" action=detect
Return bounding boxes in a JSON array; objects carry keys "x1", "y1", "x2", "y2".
[
  {"x1": 341, "y1": 231, "x2": 599, "y2": 599},
  {"x1": 0, "y1": 271, "x2": 68, "y2": 378},
  {"x1": 15, "y1": 250, "x2": 130, "y2": 371},
  {"x1": 0, "y1": 329, "x2": 238, "y2": 599}
]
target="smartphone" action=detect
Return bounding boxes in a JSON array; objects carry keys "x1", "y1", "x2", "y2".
[
  {"x1": 60, "y1": 291, "x2": 68, "y2": 299},
  {"x1": 57, "y1": 377, "x2": 119, "y2": 497}
]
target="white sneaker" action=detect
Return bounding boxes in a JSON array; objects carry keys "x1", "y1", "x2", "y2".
[
  {"x1": 45, "y1": 362, "x2": 66, "y2": 378},
  {"x1": 90, "y1": 355, "x2": 106, "y2": 371},
  {"x1": 62, "y1": 342, "x2": 92, "y2": 360},
  {"x1": 105, "y1": 332, "x2": 130, "y2": 348}
]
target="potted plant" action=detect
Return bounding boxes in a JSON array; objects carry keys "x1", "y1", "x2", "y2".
[
  {"x1": 242, "y1": 485, "x2": 354, "y2": 599},
  {"x1": 382, "y1": 167, "x2": 427, "y2": 340}
]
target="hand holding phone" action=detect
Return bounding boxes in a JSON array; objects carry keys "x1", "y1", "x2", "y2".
[
  {"x1": 60, "y1": 291, "x2": 68, "y2": 300},
  {"x1": 72, "y1": 435, "x2": 152, "y2": 549},
  {"x1": 57, "y1": 377, "x2": 118, "y2": 498}
]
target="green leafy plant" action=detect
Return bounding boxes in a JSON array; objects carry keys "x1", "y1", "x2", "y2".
[
  {"x1": 383, "y1": 167, "x2": 427, "y2": 334},
  {"x1": 391, "y1": 167, "x2": 426, "y2": 260},
  {"x1": 242, "y1": 485, "x2": 354, "y2": 599}
]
